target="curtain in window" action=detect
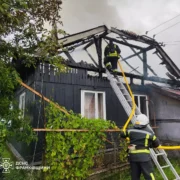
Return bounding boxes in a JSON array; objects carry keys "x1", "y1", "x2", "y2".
[{"x1": 84, "y1": 93, "x2": 95, "y2": 119}]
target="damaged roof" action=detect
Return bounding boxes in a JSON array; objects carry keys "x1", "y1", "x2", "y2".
[
  {"x1": 58, "y1": 25, "x2": 180, "y2": 79},
  {"x1": 149, "y1": 83, "x2": 180, "y2": 100}
]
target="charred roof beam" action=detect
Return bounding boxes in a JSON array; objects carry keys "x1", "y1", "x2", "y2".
[
  {"x1": 63, "y1": 51, "x2": 76, "y2": 63},
  {"x1": 111, "y1": 27, "x2": 157, "y2": 45},
  {"x1": 120, "y1": 55, "x2": 142, "y2": 75},
  {"x1": 122, "y1": 47, "x2": 152, "y2": 61},
  {"x1": 58, "y1": 25, "x2": 107, "y2": 47},
  {"x1": 111, "y1": 27, "x2": 180, "y2": 78},
  {"x1": 64, "y1": 61, "x2": 180, "y2": 86},
  {"x1": 58, "y1": 39, "x2": 95, "y2": 54},
  {"x1": 121, "y1": 36, "x2": 157, "y2": 76},
  {"x1": 83, "y1": 40, "x2": 94, "y2": 50},
  {"x1": 85, "y1": 49, "x2": 98, "y2": 67},
  {"x1": 104, "y1": 36, "x2": 144, "y2": 50},
  {"x1": 155, "y1": 45, "x2": 180, "y2": 78},
  {"x1": 94, "y1": 37, "x2": 103, "y2": 77}
]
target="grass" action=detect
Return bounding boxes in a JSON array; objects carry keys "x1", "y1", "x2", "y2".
[
  {"x1": 103, "y1": 159, "x2": 180, "y2": 180},
  {"x1": 0, "y1": 142, "x2": 15, "y2": 160},
  {"x1": 154, "y1": 158, "x2": 180, "y2": 180},
  {"x1": 0, "y1": 142, "x2": 30, "y2": 180},
  {"x1": 1, "y1": 143, "x2": 180, "y2": 180}
]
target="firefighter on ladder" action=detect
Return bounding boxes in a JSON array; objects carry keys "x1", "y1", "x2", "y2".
[
  {"x1": 121, "y1": 114, "x2": 160, "y2": 180},
  {"x1": 104, "y1": 40, "x2": 121, "y2": 73}
]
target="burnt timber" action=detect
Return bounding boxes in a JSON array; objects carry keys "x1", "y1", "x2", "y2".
[{"x1": 58, "y1": 25, "x2": 180, "y2": 86}]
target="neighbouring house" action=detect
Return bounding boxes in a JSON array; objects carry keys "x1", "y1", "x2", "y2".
[
  {"x1": 148, "y1": 84, "x2": 180, "y2": 143},
  {"x1": 9, "y1": 26, "x2": 180, "y2": 168}
]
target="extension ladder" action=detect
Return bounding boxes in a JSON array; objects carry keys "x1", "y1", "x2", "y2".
[{"x1": 106, "y1": 69, "x2": 180, "y2": 180}]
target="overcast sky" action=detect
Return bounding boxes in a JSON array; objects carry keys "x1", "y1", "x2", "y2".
[{"x1": 58, "y1": 0, "x2": 180, "y2": 78}]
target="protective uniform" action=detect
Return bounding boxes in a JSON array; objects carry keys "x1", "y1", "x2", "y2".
[
  {"x1": 121, "y1": 114, "x2": 160, "y2": 180},
  {"x1": 104, "y1": 41, "x2": 121, "y2": 72}
]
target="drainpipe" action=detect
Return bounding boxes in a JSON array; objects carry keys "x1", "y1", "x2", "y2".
[{"x1": 145, "y1": 99, "x2": 157, "y2": 132}]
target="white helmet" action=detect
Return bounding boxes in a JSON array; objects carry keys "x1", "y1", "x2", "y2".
[{"x1": 135, "y1": 114, "x2": 149, "y2": 126}]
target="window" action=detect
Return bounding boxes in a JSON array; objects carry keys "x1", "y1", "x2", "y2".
[
  {"x1": 134, "y1": 95, "x2": 149, "y2": 117},
  {"x1": 19, "y1": 92, "x2": 26, "y2": 118},
  {"x1": 81, "y1": 90, "x2": 106, "y2": 119}
]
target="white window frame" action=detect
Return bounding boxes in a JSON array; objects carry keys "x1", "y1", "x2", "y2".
[
  {"x1": 81, "y1": 90, "x2": 106, "y2": 119},
  {"x1": 134, "y1": 94, "x2": 149, "y2": 117},
  {"x1": 19, "y1": 92, "x2": 26, "y2": 118}
]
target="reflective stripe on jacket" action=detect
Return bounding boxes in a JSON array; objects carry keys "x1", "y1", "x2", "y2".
[
  {"x1": 120, "y1": 127, "x2": 160, "y2": 162},
  {"x1": 104, "y1": 44, "x2": 120, "y2": 58}
]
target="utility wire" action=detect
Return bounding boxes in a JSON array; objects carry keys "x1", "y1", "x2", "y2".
[
  {"x1": 146, "y1": 13, "x2": 180, "y2": 34},
  {"x1": 153, "y1": 21, "x2": 180, "y2": 37}
]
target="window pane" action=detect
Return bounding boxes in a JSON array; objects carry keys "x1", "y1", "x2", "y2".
[
  {"x1": 19, "y1": 93, "x2": 26, "y2": 118},
  {"x1": 135, "y1": 96, "x2": 138, "y2": 107},
  {"x1": 98, "y1": 93, "x2": 104, "y2": 119},
  {"x1": 84, "y1": 93, "x2": 95, "y2": 119},
  {"x1": 140, "y1": 96, "x2": 147, "y2": 115}
]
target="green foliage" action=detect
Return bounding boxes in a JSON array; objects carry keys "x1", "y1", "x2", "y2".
[
  {"x1": 45, "y1": 103, "x2": 116, "y2": 180},
  {"x1": 104, "y1": 158, "x2": 180, "y2": 180},
  {"x1": 119, "y1": 137, "x2": 128, "y2": 163},
  {"x1": 0, "y1": 0, "x2": 65, "y2": 68},
  {"x1": 0, "y1": 61, "x2": 18, "y2": 117},
  {"x1": 0, "y1": 0, "x2": 65, "y2": 145},
  {"x1": 4, "y1": 169, "x2": 42, "y2": 180},
  {"x1": 0, "y1": 62, "x2": 36, "y2": 144},
  {"x1": 0, "y1": 61, "x2": 35, "y2": 145}
]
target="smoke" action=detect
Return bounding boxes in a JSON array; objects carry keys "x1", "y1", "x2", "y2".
[
  {"x1": 59, "y1": 0, "x2": 180, "y2": 78},
  {"x1": 61, "y1": 0, "x2": 124, "y2": 33},
  {"x1": 107, "y1": 0, "x2": 180, "y2": 35},
  {"x1": 60, "y1": 0, "x2": 180, "y2": 34}
]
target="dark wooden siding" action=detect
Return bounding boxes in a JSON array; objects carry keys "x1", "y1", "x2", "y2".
[
  {"x1": 34, "y1": 63, "x2": 129, "y2": 127},
  {"x1": 12, "y1": 77, "x2": 36, "y2": 162},
  {"x1": 14, "y1": 63, "x2": 151, "y2": 163}
]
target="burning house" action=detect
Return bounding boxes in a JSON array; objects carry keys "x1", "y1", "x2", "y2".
[{"x1": 10, "y1": 26, "x2": 180, "y2": 170}]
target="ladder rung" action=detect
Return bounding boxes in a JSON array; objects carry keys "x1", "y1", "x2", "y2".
[
  {"x1": 161, "y1": 165, "x2": 170, "y2": 169},
  {"x1": 119, "y1": 87, "x2": 125, "y2": 90},
  {"x1": 117, "y1": 82, "x2": 123, "y2": 85},
  {"x1": 154, "y1": 153, "x2": 165, "y2": 156},
  {"x1": 127, "y1": 99, "x2": 132, "y2": 102},
  {"x1": 106, "y1": 69, "x2": 180, "y2": 180},
  {"x1": 123, "y1": 93, "x2": 129, "y2": 96}
]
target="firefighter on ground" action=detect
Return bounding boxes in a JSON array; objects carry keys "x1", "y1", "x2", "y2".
[
  {"x1": 104, "y1": 40, "x2": 121, "y2": 73},
  {"x1": 120, "y1": 114, "x2": 160, "y2": 180}
]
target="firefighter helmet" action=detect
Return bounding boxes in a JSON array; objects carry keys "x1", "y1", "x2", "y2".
[{"x1": 135, "y1": 114, "x2": 149, "y2": 126}]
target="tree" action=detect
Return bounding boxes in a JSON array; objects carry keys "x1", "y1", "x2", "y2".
[{"x1": 0, "y1": 0, "x2": 64, "y2": 143}]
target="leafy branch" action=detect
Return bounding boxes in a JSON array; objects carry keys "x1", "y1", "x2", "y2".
[{"x1": 44, "y1": 103, "x2": 116, "y2": 180}]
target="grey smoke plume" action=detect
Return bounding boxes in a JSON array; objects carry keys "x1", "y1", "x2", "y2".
[
  {"x1": 61, "y1": 0, "x2": 123, "y2": 33},
  {"x1": 59, "y1": 0, "x2": 180, "y2": 78}
]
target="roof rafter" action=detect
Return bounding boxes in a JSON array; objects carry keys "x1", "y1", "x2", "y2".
[{"x1": 57, "y1": 25, "x2": 180, "y2": 79}]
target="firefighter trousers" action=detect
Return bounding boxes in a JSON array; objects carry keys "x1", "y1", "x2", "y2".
[
  {"x1": 104, "y1": 56, "x2": 118, "y2": 70},
  {"x1": 130, "y1": 160, "x2": 155, "y2": 180}
]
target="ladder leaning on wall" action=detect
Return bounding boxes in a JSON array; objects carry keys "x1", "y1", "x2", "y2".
[{"x1": 106, "y1": 68, "x2": 180, "y2": 180}]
